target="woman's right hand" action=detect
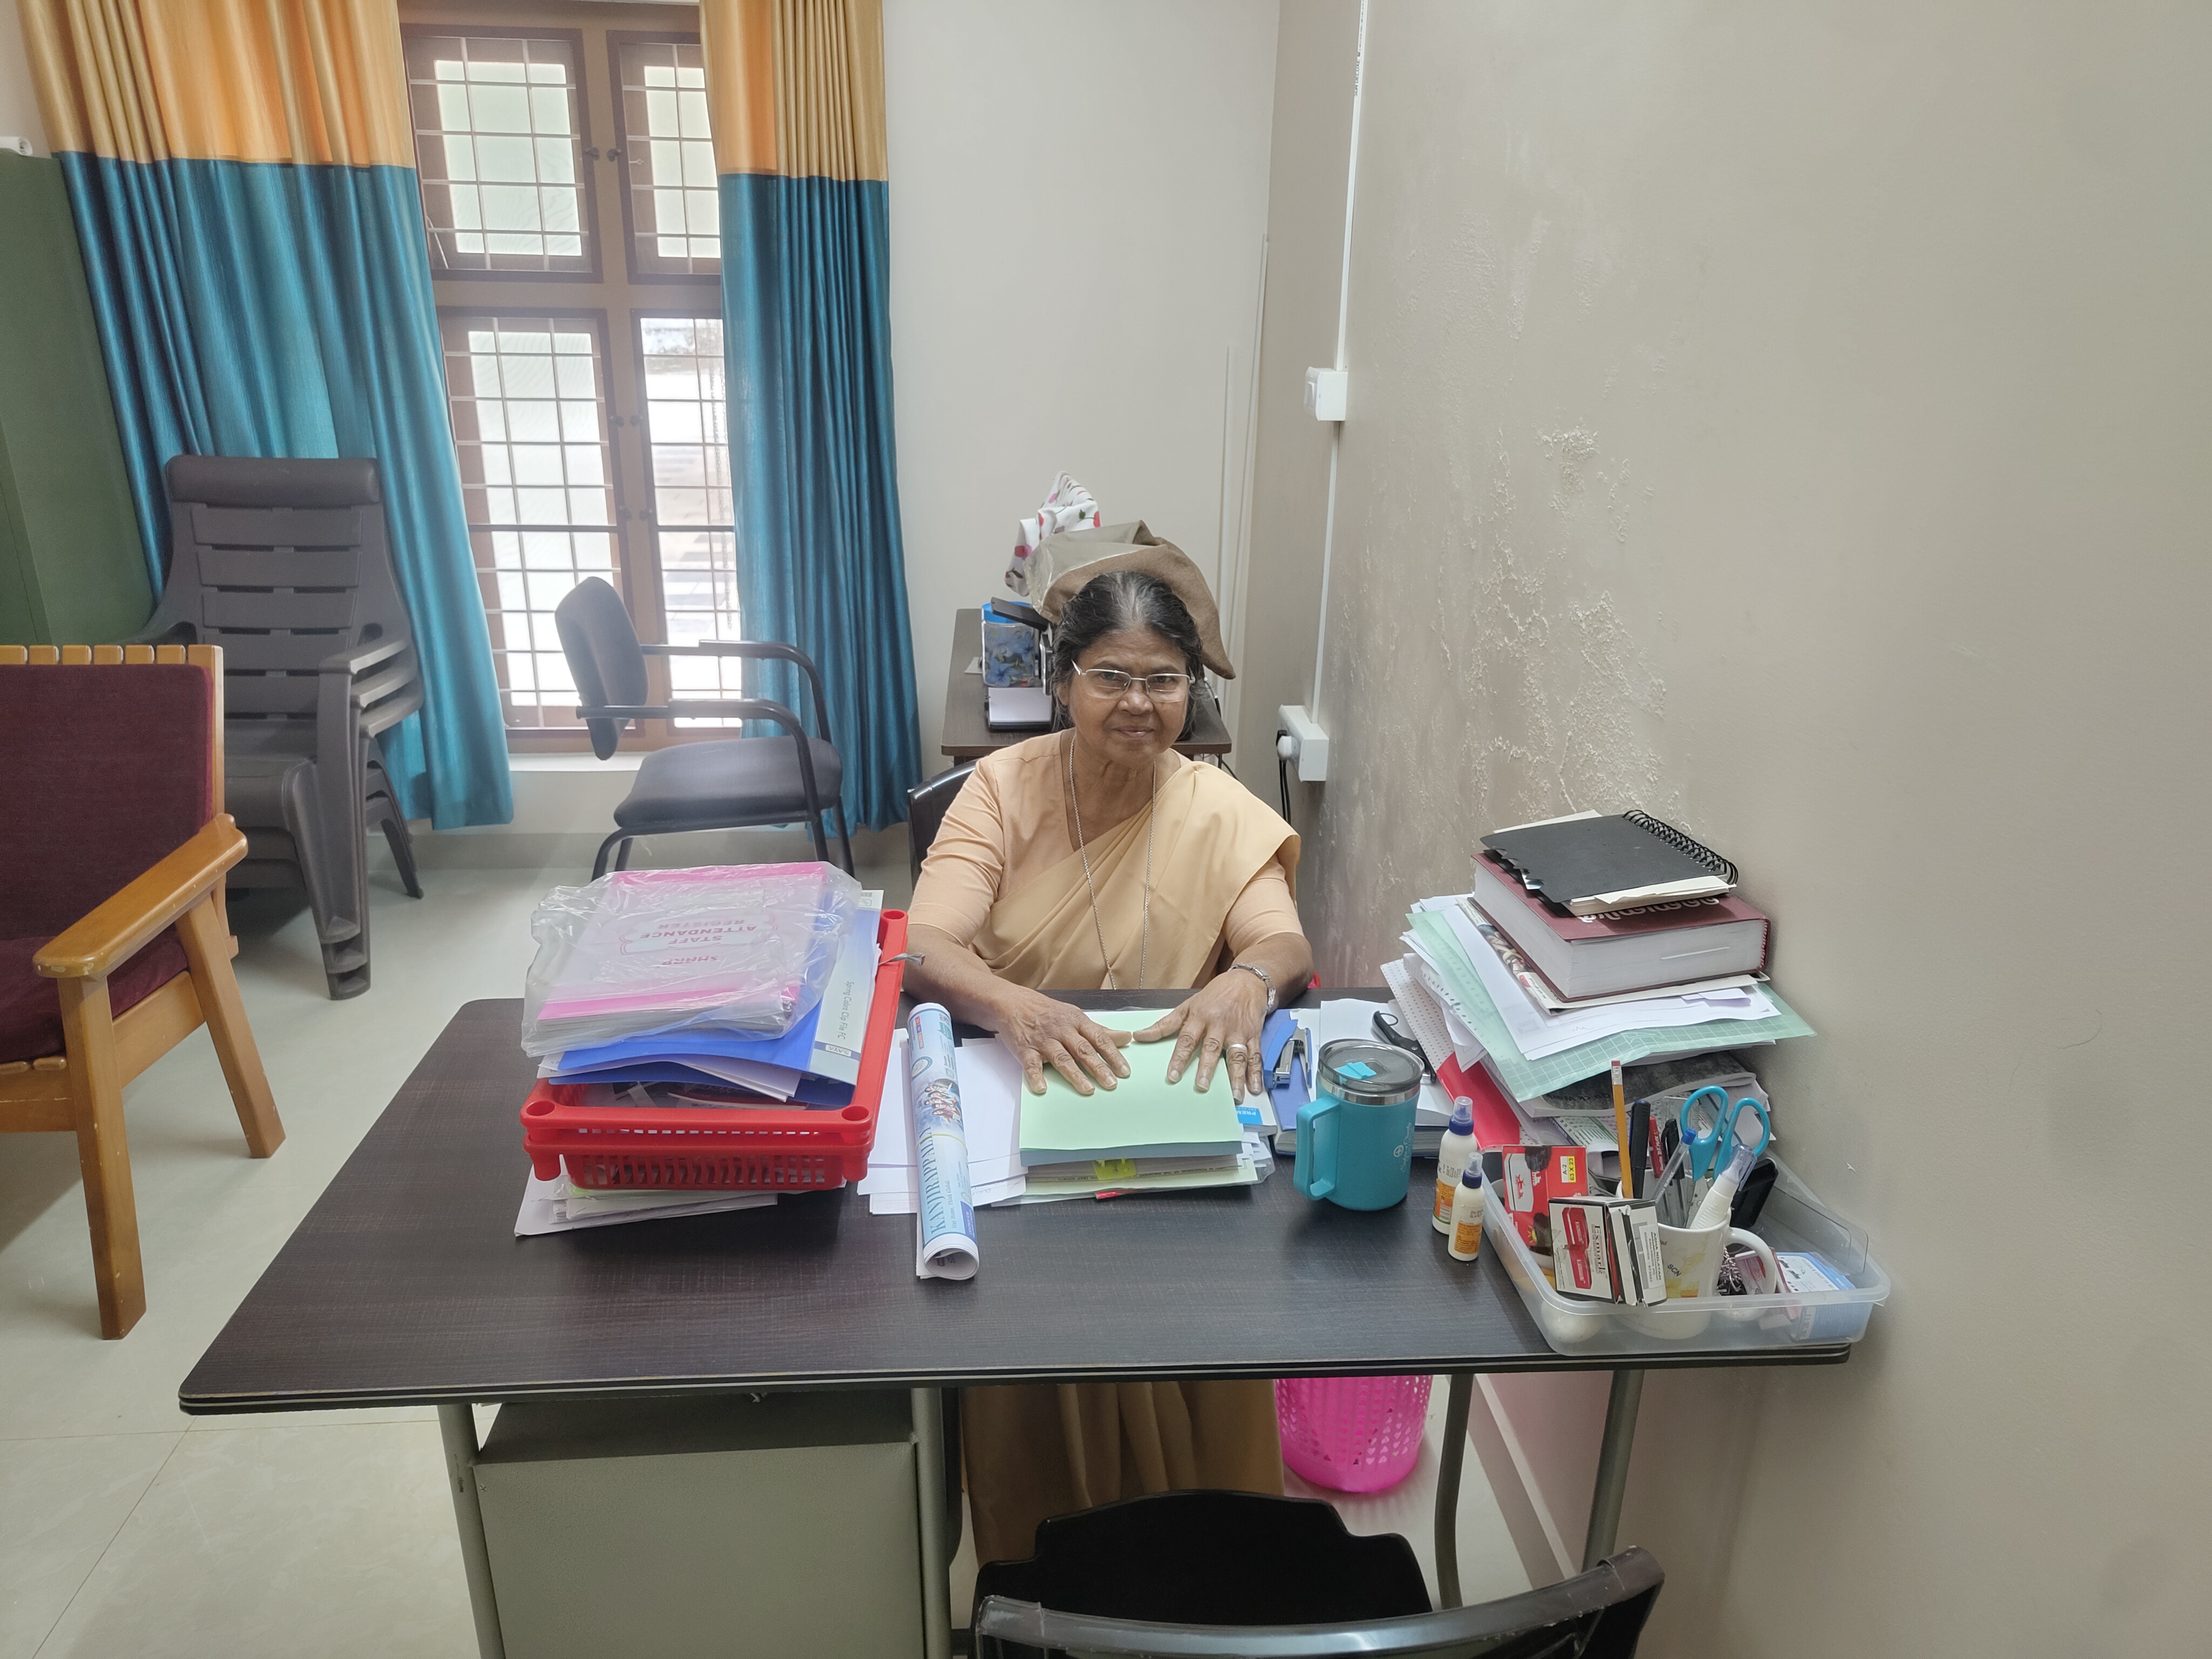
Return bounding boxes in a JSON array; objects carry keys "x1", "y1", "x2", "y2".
[{"x1": 992, "y1": 985, "x2": 1134, "y2": 1096}]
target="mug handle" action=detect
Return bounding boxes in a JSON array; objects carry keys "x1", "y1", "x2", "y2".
[
  {"x1": 1727, "y1": 1228, "x2": 1782, "y2": 1294},
  {"x1": 1294, "y1": 1096, "x2": 1339, "y2": 1201}
]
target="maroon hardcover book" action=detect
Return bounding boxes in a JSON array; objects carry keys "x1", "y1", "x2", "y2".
[{"x1": 1472, "y1": 852, "x2": 1771, "y2": 999}]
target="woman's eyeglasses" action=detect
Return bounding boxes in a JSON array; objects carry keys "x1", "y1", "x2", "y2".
[{"x1": 1070, "y1": 666, "x2": 1192, "y2": 700}]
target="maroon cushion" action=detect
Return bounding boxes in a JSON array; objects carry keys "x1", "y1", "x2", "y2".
[
  {"x1": 0, "y1": 931, "x2": 192, "y2": 1064},
  {"x1": 0, "y1": 664, "x2": 214, "y2": 939}
]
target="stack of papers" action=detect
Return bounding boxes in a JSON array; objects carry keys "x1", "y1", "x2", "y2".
[
  {"x1": 541, "y1": 895, "x2": 884, "y2": 1106},
  {"x1": 515, "y1": 1173, "x2": 776, "y2": 1235},
  {"x1": 1402, "y1": 894, "x2": 1813, "y2": 1104},
  {"x1": 861, "y1": 1035, "x2": 1030, "y2": 1213},
  {"x1": 1012, "y1": 1010, "x2": 1260, "y2": 1197},
  {"x1": 862, "y1": 1019, "x2": 1273, "y2": 1213}
]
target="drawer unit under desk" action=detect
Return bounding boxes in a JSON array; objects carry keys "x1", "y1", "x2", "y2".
[{"x1": 474, "y1": 1391, "x2": 927, "y2": 1658}]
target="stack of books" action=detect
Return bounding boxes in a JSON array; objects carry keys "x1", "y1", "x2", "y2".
[
  {"x1": 1391, "y1": 812, "x2": 1815, "y2": 1171},
  {"x1": 1014, "y1": 1010, "x2": 1266, "y2": 1199}
]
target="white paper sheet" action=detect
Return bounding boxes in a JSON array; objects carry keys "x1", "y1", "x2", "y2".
[
  {"x1": 514, "y1": 1171, "x2": 776, "y2": 1235},
  {"x1": 859, "y1": 1035, "x2": 1029, "y2": 1215}
]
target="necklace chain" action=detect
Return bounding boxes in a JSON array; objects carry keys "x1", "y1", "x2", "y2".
[{"x1": 1067, "y1": 732, "x2": 1157, "y2": 990}]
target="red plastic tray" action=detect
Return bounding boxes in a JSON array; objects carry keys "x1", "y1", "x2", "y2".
[{"x1": 520, "y1": 910, "x2": 909, "y2": 1192}]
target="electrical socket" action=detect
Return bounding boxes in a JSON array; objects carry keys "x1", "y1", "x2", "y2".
[{"x1": 1276, "y1": 705, "x2": 1330, "y2": 783}]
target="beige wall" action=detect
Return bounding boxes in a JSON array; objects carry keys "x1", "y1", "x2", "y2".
[
  {"x1": 881, "y1": 0, "x2": 1278, "y2": 771},
  {"x1": 1231, "y1": 0, "x2": 1358, "y2": 777},
  {"x1": 0, "y1": 0, "x2": 44, "y2": 154},
  {"x1": 1259, "y1": 1, "x2": 2211, "y2": 1651}
]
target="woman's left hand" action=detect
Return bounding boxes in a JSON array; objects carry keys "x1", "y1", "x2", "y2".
[{"x1": 1134, "y1": 970, "x2": 1270, "y2": 1101}]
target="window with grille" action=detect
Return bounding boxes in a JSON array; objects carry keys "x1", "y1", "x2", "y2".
[{"x1": 404, "y1": 8, "x2": 738, "y2": 747}]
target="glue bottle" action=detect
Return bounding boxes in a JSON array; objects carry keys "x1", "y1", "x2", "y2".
[
  {"x1": 1432, "y1": 1098, "x2": 1477, "y2": 1233},
  {"x1": 1447, "y1": 1165, "x2": 1486, "y2": 1262}
]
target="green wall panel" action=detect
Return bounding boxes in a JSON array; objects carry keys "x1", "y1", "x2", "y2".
[{"x1": 0, "y1": 152, "x2": 153, "y2": 645}]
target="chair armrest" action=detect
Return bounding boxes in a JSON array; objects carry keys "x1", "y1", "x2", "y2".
[
  {"x1": 579, "y1": 698, "x2": 808, "y2": 734},
  {"x1": 639, "y1": 640, "x2": 833, "y2": 740},
  {"x1": 318, "y1": 637, "x2": 409, "y2": 677},
  {"x1": 35, "y1": 817, "x2": 247, "y2": 980}
]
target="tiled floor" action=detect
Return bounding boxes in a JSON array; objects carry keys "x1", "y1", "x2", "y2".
[{"x1": 3, "y1": 833, "x2": 1525, "y2": 1657}]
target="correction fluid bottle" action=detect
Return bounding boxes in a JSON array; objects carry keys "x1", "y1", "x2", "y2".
[
  {"x1": 1448, "y1": 1165, "x2": 1486, "y2": 1262},
  {"x1": 1690, "y1": 1145, "x2": 1758, "y2": 1231},
  {"x1": 1432, "y1": 1098, "x2": 1477, "y2": 1233}
]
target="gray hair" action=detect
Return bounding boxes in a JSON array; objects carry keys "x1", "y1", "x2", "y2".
[{"x1": 1049, "y1": 570, "x2": 1204, "y2": 690}]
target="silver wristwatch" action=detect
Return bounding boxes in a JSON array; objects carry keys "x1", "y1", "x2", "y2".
[{"x1": 1228, "y1": 961, "x2": 1276, "y2": 1013}]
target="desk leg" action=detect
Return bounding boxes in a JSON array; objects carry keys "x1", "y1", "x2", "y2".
[
  {"x1": 438, "y1": 1402, "x2": 507, "y2": 1659},
  {"x1": 911, "y1": 1387, "x2": 952, "y2": 1659},
  {"x1": 1432, "y1": 1372, "x2": 1474, "y2": 1609},
  {"x1": 1580, "y1": 1368, "x2": 1645, "y2": 1571}
]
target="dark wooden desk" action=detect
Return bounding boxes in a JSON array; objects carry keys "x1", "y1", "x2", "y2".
[
  {"x1": 184, "y1": 996, "x2": 1848, "y2": 1655},
  {"x1": 939, "y1": 608, "x2": 1233, "y2": 761}
]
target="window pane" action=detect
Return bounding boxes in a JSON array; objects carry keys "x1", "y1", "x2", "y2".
[
  {"x1": 616, "y1": 41, "x2": 721, "y2": 276},
  {"x1": 640, "y1": 316, "x2": 738, "y2": 723},
  {"x1": 442, "y1": 313, "x2": 619, "y2": 729},
  {"x1": 407, "y1": 34, "x2": 592, "y2": 274}
]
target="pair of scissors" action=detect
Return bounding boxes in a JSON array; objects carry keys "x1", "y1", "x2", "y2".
[{"x1": 1677, "y1": 1085, "x2": 1771, "y2": 1184}]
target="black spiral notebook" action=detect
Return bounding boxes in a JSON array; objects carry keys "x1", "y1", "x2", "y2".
[{"x1": 1480, "y1": 811, "x2": 1737, "y2": 917}]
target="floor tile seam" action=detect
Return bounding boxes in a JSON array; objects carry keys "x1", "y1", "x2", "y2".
[
  {"x1": 0, "y1": 1428, "x2": 195, "y2": 1444},
  {"x1": 27, "y1": 1428, "x2": 188, "y2": 1659}
]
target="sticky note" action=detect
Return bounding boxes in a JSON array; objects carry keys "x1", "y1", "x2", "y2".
[{"x1": 1092, "y1": 1158, "x2": 1137, "y2": 1181}]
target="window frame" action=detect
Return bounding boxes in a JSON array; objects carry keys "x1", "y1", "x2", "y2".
[
  {"x1": 403, "y1": 23, "x2": 604, "y2": 286},
  {"x1": 403, "y1": 3, "x2": 729, "y2": 752},
  {"x1": 608, "y1": 30, "x2": 728, "y2": 287},
  {"x1": 437, "y1": 303, "x2": 642, "y2": 740}
]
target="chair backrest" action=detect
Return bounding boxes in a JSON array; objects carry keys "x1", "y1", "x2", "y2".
[
  {"x1": 153, "y1": 456, "x2": 418, "y2": 734},
  {"x1": 907, "y1": 763, "x2": 976, "y2": 881},
  {"x1": 0, "y1": 644, "x2": 222, "y2": 939},
  {"x1": 554, "y1": 577, "x2": 650, "y2": 759},
  {"x1": 974, "y1": 1491, "x2": 1432, "y2": 1632},
  {"x1": 975, "y1": 1545, "x2": 1664, "y2": 1659}
]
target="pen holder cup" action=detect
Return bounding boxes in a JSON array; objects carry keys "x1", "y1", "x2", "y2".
[
  {"x1": 1276, "y1": 1375, "x2": 1432, "y2": 1493},
  {"x1": 1292, "y1": 1041, "x2": 1425, "y2": 1212}
]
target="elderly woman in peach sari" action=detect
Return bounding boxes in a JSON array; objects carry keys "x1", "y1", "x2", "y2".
[{"x1": 905, "y1": 560, "x2": 1311, "y2": 1568}]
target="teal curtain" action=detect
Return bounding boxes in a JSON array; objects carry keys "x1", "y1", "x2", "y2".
[
  {"x1": 721, "y1": 171, "x2": 922, "y2": 830},
  {"x1": 56, "y1": 153, "x2": 512, "y2": 831}
]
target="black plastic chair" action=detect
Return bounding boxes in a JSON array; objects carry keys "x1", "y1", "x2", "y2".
[
  {"x1": 972, "y1": 1492, "x2": 1661, "y2": 1659},
  {"x1": 553, "y1": 577, "x2": 854, "y2": 879},
  {"x1": 907, "y1": 763, "x2": 976, "y2": 882},
  {"x1": 144, "y1": 456, "x2": 423, "y2": 999}
]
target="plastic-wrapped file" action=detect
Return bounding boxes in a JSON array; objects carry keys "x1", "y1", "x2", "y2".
[{"x1": 907, "y1": 1005, "x2": 979, "y2": 1280}]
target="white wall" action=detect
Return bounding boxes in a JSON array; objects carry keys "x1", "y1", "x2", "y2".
[
  {"x1": 1, "y1": 0, "x2": 45, "y2": 154},
  {"x1": 1258, "y1": 1, "x2": 2211, "y2": 1651},
  {"x1": 881, "y1": 0, "x2": 1278, "y2": 772}
]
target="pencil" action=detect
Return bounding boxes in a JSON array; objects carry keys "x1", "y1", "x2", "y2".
[{"x1": 1610, "y1": 1059, "x2": 1630, "y2": 1198}]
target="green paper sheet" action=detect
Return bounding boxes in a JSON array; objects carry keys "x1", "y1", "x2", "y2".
[
  {"x1": 1013, "y1": 1009, "x2": 1247, "y2": 1163},
  {"x1": 1407, "y1": 909, "x2": 1815, "y2": 1103}
]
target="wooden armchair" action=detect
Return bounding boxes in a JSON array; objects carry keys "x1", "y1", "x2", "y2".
[{"x1": 0, "y1": 644, "x2": 285, "y2": 1338}]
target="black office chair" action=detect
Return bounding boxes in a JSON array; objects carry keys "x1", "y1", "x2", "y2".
[
  {"x1": 554, "y1": 578, "x2": 853, "y2": 879},
  {"x1": 907, "y1": 763, "x2": 976, "y2": 882},
  {"x1": 145, "y1": 456, "x2": 424, "y2": 999},
  {"x1": 972, "y1": 1492, "x2": 1662, "y2": 1659}
]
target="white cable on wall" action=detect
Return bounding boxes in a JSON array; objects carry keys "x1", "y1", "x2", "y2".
[{"x1": 1310, "y1": 0, "x2": 1370, "y2": 719}]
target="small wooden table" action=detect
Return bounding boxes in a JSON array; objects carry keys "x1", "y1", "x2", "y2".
[{"x1": 939, "y1": 608, "x2": 1233, "y2": 761}]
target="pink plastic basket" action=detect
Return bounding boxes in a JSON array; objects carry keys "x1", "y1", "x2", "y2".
[{"x1": 1276, "y1": 1375, "x2": 1433, "y2": 1493}]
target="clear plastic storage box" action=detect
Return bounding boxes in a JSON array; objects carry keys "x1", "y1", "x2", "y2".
[{"x1": 1486, "y1": 1155, "x2": 1891, "y2": 1356}]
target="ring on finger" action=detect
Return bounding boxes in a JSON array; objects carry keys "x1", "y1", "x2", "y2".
[{"x1": 1226, "y1": 1043, "x2": 1249, "y2": 1058}]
